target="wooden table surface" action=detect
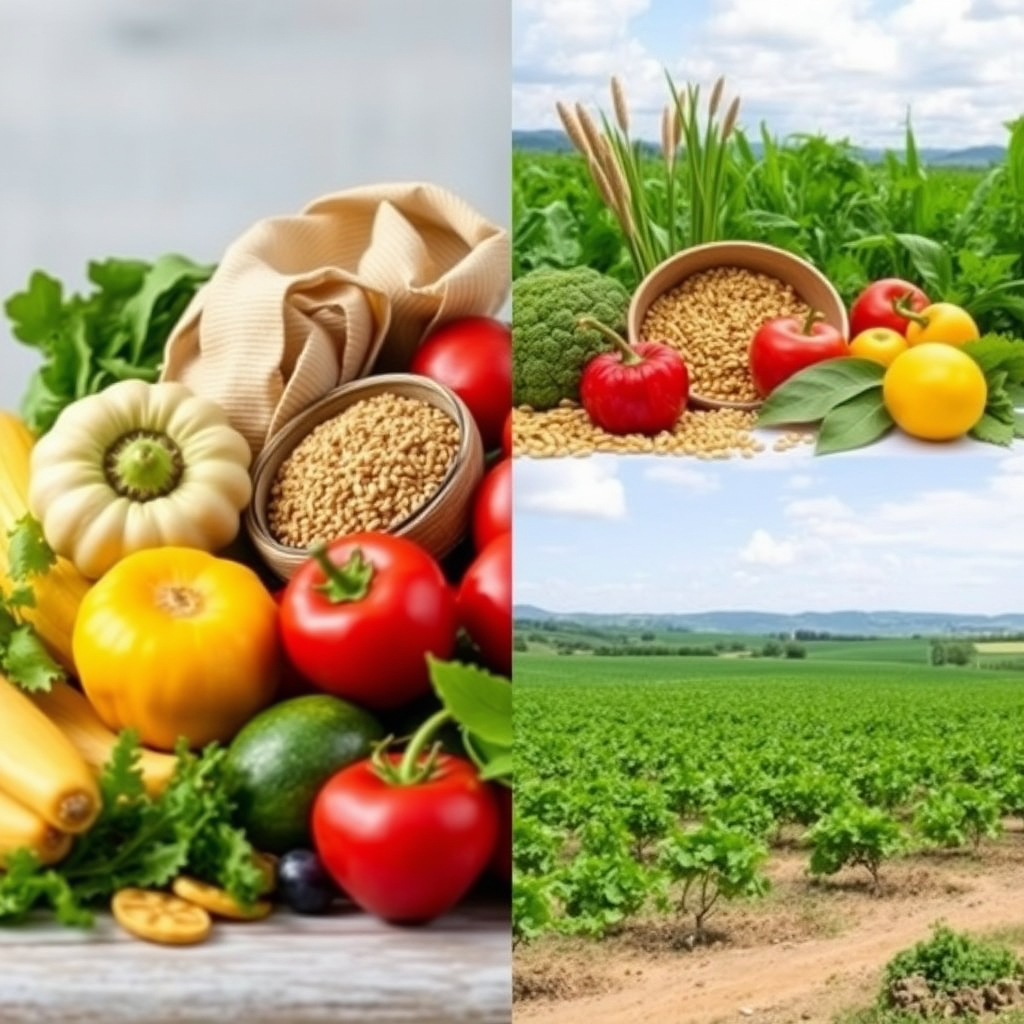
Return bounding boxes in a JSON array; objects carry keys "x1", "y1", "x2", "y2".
[{"x1": 0, "y1": 900, "x2": 510, "y2": 1024}]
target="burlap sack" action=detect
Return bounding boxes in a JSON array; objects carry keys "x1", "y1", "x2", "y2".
[{"x1": 161, "y1": 182, "x2": 509, "y2": 456}]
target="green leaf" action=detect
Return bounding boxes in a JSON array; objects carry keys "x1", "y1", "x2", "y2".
[
  {"x1": 6, "y1": 585, "x2": 35, "y2": 610},
  {"x1": 815, "y1": 389, "x2": 895, "y2": 455},
  {"x1": 7, "y1": 515, "x2": 57, "y2": 581},
  {"x1": 970, "y1": 412, "x2": 1016, "y2": 446},
  {"x1": 6, "y1": 255, "x2": 212, "y2": 436},
  {"x1": 462, "y1": 731, "x2": 512, "y2": 782},
  {"x1": 87, "y1": 258, "x2": 148, "y2": 297},
  {"x1": 473, "y1": 750, "x2": 513, "y2": 782},
  {"x1": 756, "y1": 358, "x2": 886, "y2": 427},
  {"x1": 122, "y1": 254, "x2": 213, "y2": 363},
  {"x1": 892, "y1": 233, "x2": 954, "y2": 297},
  {"x1": 2, "y1": 625, "x2": 64, "y2": 691},
  {"x1": 962, "y1": 335, "x2": 1024, "y2": 384},
  {"x1": 428, "y1": 657, "x2": 512, "y2": 746},
  {"x1": 99, "y1": 729, "x2": 148, "y2": 804},
  {"x1": 4, "y1": 272, "x2": 64, "y2": 348},
  {"x1": 17, "y1": 373, "x2": 65, "y2": 435},
  {"x1": 96, "y1": 356, "x2": 161, "y2": 382}
]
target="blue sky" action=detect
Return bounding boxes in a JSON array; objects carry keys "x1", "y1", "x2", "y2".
[
  {"x1": 512, "y1": 0, "x2": 1024, "y2": 147},
  {"x1": 513, "y1": 446, "x2": 1024, "y2": 616}
]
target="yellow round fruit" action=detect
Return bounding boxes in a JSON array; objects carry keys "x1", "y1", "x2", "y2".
[
  {"x1": 905, "y1": 302, "x2": 979, "y2": 347},
  {"x1": 882, "y1": 343, "x2": 987, "y2": 442},
  {"x1": 848, "y1": 327, "x2": 908, "y2": 367}
]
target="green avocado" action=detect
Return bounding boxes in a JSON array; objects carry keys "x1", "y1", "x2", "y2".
[{"x1": 225, "y1": 694, "x2": 384, "y2": 854}]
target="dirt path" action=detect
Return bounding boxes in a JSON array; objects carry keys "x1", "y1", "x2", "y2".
[{"x1": 514, "y1": 851, "x2": 1024, "y2": 1024}]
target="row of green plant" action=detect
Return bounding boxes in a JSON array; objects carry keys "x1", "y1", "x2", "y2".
[
  {"x1": 514, "y1": 76, "x2": 1024, "y2": 335},
  {"x1": 513, "y1": 658, "x2": 1024, "y2": 942},
  {"x1": 515, "y1": 776, "x2": 1012, "y2": 943}
]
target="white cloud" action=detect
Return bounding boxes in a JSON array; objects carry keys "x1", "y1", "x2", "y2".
[
  {"x1": 514, "y1": 457, "x2": 627, "y2": 519},
  {"x1": 513, "y1": 0, "x2": 1024, "y2": 146},
  {"x1": 732, "y1": 454, "x2": 1024, "y2": 612},
  {"x1": 642, "y1": 463, "x2": 720, "y2": 494},
  {"x1": 785, "y1": 496, "x2": 854, "y2": 520},
  {"x1": 786, "y1": 474, "x2": 816, "y2": 490},
  {"x1": 740, "y1": 528, "x2": 797, "y2": 566}
]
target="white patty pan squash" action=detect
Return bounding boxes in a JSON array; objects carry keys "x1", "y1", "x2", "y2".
[{"x1": 28, "y1": 379, "x2": 254, "y2": 579}]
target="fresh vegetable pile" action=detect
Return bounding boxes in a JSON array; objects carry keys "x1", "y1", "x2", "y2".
[
  {"x1": 0, "y1": 249, "x2": 512, "y2": 938},
  {"x1": 757, "y1": 279, "x2": 1024, "y2": 453},
  {"x1": 512, "y1": 70, "x2": 1024, "y2": 460}
]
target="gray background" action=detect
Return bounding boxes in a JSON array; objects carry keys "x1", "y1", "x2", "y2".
[{"x1": 0, "y1": 0, "x2": 511, "y2": 409}]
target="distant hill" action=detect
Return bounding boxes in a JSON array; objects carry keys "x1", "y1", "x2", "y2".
[
  {"x1": 513, "y1": 605, "x2": 1024, "y2": 638},
  {"x1": 512, "y1": 129, "x2": 1007, "y2": 167}
]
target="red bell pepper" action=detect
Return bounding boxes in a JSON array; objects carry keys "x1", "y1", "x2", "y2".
[{"x1": 578, "y1": 317, "x2": 689, "y2": 435}]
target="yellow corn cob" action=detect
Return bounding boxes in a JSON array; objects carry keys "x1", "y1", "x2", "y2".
[
  {"x1": 0, "y1": 788, "x2": 72, "y2": 867},
  {"x1": 0, "y1": 671, "x2": 100, "y2": 833},
  {"x1": 28, "y1": 680, "x2": 178, "y2": 798},
  {"x1": 0, "y1": 411, "x2": 90, "y2": 670}
]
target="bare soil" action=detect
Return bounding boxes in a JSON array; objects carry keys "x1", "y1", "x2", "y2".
[{"x1": 513, "y1": 835, "x2": 1024, "y2": 1024}]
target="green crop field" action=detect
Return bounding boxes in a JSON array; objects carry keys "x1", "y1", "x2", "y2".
[
  {"x1": 513, "y1": 644, "x2": 1024, "y2": 944},
  {"x1": 513, "y1": 119, "x2": 1024, "y2": 337}
]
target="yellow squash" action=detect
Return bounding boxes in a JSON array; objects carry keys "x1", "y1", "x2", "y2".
[
  {"x1": 0, "y1": 676, "x2": 101, "y2": 834},
  {"x1": 0, "y1": 789, "x2": 72, "y2": 867},
  {"x1": 28, "y1": 681, "x2": 179, "y2": 797},
  {"x1": 73, "y1": 547, "x2": 280, "y2": 751},
  {"x1": 0, "y1": 412, "x2": 90, "y2": 671}
]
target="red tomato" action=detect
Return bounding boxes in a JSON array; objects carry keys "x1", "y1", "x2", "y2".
[
  {"x1": 502, "y1": 411, "x2": 512, "y2": 458},
  {"x1": 312, "y1": 753, "x2": 499, "y2": 923},
  {"x1": 849, "y1": 279, "x2": 930, "y2": 338},
  {"x1": 457, "y1": 532, "x2": 511, "y2": 677},
  {"x1": 749, "y1": 311, "x2": 849, "y2": 398},
  {"x1": 271, "y1": 588, "x2": 318, "y2": 701},
  {"x1": 410, "y1": 317, "x2": 511, "y2": 453},
  {"x1": 472, "y1": 458, "x2": 511, "y2": 552},
  {"x1": 278, "y1": 534, "x2": 457, "y2": 710}
]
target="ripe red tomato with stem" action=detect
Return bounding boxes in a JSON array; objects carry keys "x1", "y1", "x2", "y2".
[
  {"x1": 457, "y1": 532, "x2": 511, "y2": 677},
  {"x1": 312, "y1": 712, "x2": 499, "y2": 924},
  {"x1": 472, "y1": 458, "x2": 511, "y2": 552},
  {"x1": 278, "y1": 534, "x2": 457, "y2": 710},
  {"x1": 409, "y1": 317, "x2": 511, "y2": 452},
  {"x1": 849, "y1": 279, "x2": 930, "y2": 338},
  {"x1": 749, "y1": 309, "x2": 849, "y2": 398}
]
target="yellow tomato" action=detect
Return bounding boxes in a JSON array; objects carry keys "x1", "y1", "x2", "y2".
[
  {"x1": 882, "y1": 343, "x2": 987, "y2": 442},
  {"x1": 72, "y1": 548, "x2": 280, "y2": 751},
  {"x1": 848, "y1": 327, "x2": 908, "y2": 367},
  {"x1": 904, "y1": 302, "x2": 979, "y2": 347}
]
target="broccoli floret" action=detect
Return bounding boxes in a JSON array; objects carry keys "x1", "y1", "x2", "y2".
[{"x1": 512, "y1": 267, "x2": 632, "y2": 410}]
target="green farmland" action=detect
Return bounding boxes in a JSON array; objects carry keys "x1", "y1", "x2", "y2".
[{"x1": 513, "y1": 633, "x2": 1024, "y2": 944}]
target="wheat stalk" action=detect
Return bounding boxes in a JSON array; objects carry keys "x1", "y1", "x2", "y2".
[
  {"x1": 575, "y1": 103, "x2": 605, "y2": 164},
  {"x1": 661, "y1": 105, "x2": 676, "y2": 170},
  {"x1": 610, "y1": 75, "x2": 630, "y2": 137},
  {"x1": 708, "y1": 76, "x2": 725, "y2": 118},
  {"x1": 587, "y1": 157, "x2": 619, "y2": 212},
  {"x1": 556, "y1": 101, "x2": 593, "y2": 161},
  {"x1": 721, "y1": 96, "x2": 741, "y2": 140}
]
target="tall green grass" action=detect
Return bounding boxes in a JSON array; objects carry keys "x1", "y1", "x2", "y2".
[{"x1": 514, "y1": 116, "x2": 1024, "y2": 334}]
